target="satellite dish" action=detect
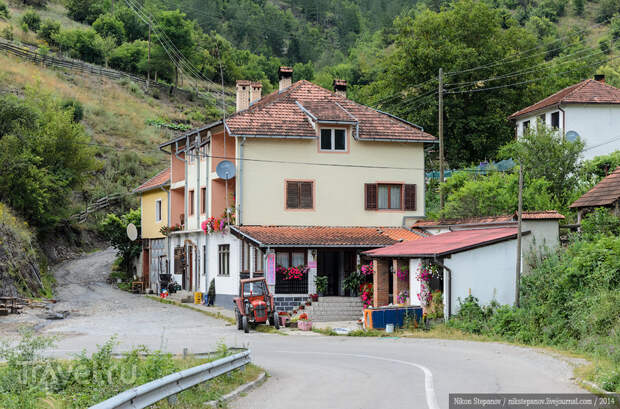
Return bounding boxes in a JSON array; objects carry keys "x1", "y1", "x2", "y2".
[
  {"x1": 216, "y1": 160, "x2": 236, "y2": 180},
  {"x1": 126, "y1": 223, "x2": 138, "y2": 241},
  {"x1": 565, "y1": 130, "x2": 580, "y2": 143}
]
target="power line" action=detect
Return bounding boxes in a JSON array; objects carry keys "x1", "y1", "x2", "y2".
[
  {"x1": 445, "y1": 54, "x2": 620, "y2": 95},
  {"x1": 445, "y1": 17, "x2": 611, "y2": 76}
]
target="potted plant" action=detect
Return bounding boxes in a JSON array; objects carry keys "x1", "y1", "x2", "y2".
[
  {"x1": 305, "y1": 300, "x2": 311, "y2": 306},
  {"x1": 343, "y1": 270, "x2": 362, "y2": 297},
  {"x1": 309, "y1": 293, "x2": 319, "y2": 302},
  {"x1": 314, "y1": 275, "x2": 328, "y2": 297},
  {"x1": 297, "y1": 313, "x2": 312, "y2": 331},
  {"x1": 299, "y1": 304, "x2": 305, "y2": 310}
]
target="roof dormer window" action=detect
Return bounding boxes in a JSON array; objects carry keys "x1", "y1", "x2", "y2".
[{"x1": 320, "y1": 128, "x2": 346, "y2": 152}]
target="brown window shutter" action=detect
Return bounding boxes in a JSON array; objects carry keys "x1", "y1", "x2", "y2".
[
  {"x1": 404, "y1": 184, "x2": 416, "y2": 211},
  {"x1": 300, "y1": 182, "x2": 313, "y2": 209},
  {"x1": 286, "y1": 181, "x2": 299, "y2": 209},
  {"x1": 365, "y1": 183, "x2": 377, "y2": 210}
]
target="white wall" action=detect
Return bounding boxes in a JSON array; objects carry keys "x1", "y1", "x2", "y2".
[
  {"x1": 515, "y1": 108, "x2": 564, "y2": 138},
  {"x1": 564, "y1": 105, "x2": 620, "y2": 160},
  {"x1": 444, "y1": 239, "x2": 517, "y2": 314},
  {"x1": 206, "y1": 232, "x2": 241, "y2": 297},
  {"x1": 521, "y1": 220, "x2": 559, "y2": 274}
]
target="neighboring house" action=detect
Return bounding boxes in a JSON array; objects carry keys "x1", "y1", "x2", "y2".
[
  {"x1": 508, "y1": 76, "x2": 620, "y2": 160},
  {"x1": 570, "y1": 166, "x2": 620, "y2": 221},
  {"x1": 364, "y1": 211, "x2": 564, "y2": 316},
  {"x1": 156, "y1": 66, "x2": 436, "y2": 309},
  {"x1": 133, "y1": 167, "x2": 170, "y2": 292}
]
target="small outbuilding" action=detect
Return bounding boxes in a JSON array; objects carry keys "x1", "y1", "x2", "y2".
[
  {"x1": 570, "y1": 166, "x2": 620, "y2": 221},
  {"x1": 364, "y1": 228, "x2": 528, "y2": 318}
]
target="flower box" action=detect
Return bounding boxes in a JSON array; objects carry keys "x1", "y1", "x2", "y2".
[{"x1": 297, "y1": 320, "x2": 312, "y2": 331}]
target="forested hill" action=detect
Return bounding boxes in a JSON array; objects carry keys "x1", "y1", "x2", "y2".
[{"x1": 3, "y1": 0, "x2": 620, "y2": 166}]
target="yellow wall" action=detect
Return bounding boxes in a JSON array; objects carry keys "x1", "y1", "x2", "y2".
[
  {"x1": 239, "y1": 125, "x2": 426, "y2": 227},
  {"x1": 141, "y1": 189, "x2": 168, "y2": 239}
]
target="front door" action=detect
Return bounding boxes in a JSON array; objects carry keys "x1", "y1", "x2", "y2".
[
  {"x1": 318, "y1": 250, "x2": 340, "y2": 296},
  {"x1": 142, "y1": 248, "x2": 150, "y2": 288},
  {"x1": 185, "y1": 246, "x2": 193, "y2": 291}
]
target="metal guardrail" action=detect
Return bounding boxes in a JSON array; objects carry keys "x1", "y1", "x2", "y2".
[{"x1": 89, "y1": 349, "x2": 251, "y2": 409}]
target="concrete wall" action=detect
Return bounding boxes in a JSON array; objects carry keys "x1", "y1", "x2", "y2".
[
  {"x1": 409, "y1": 258, "x2": 423, "y2": 307},
  {"x1": 140, "y1": 189, "x2": 168, "y2": 239},
  {"x1": 240, "y1": 126, "x2": 426, "y2": 227},
  {"x1": 521, "y1": 219, "x2": 559, "y2": 273},
  {"x1": 444, "y1": 239, "x2": 517, "y2": 315},
  {"x1": 515, "y1": 108, "x2": 564, "y2": 139}
]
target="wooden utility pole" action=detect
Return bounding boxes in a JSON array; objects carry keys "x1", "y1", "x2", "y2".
[
  {"x1": 438, "y1": 67, "x2": 445, "y2": 209},
  {"x1": 147, "y1": 24, "x2": 151, "y2": 89},
  {"x1": 515, "y1": 163, "x2": 523, "y2": 307}
]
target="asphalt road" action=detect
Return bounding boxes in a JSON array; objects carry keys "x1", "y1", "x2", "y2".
[{"x1": 3, "y1": 249, "x2": 585, "y2": 409}]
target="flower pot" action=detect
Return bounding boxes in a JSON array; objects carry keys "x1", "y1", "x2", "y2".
[
  {"x1": 297, "y1": 321, "x2": 312, "y2": 331},
  {"x1": 299, "y1": 305, "x2": 305, "y2": 310}
]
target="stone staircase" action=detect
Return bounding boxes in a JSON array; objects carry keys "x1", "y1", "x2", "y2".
[{"x1": 306, "y1": 296, "x2": 364, "y2": 322}]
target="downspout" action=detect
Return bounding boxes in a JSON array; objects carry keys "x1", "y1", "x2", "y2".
[
  {"x1": 433, "y1": 255, "x2": 452, "y2": 321},
  {"x1": 238, "y1": 136, "x2": 247, "y2": 225},
  {"x1": 174, "y1": 140, "x2": 188, "y2": 229}
]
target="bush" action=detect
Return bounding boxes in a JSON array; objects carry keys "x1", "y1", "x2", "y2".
[
  {"x1": 0, "y1": 1, "x2": 10, "y2": 20},
  {"x1": 55, "y1": 28, "x2": 105, "y2": 64},
  {"x1": 0, "y1": 25, "x2": 13, "y2": 40},
  {"x1": 580, "y1": 208, "x2": 620, "y2": 238},
  {"x1": 109, "y1": 40, "x2": 148, "y2": 74},
  {"x1": 38, "y1": 18, "x2": 60, "y2": 45},
  {"x1": 20, "y1": 0, "x2": 47, "y2": 7},
  {"x1": 61, "y1": 98, "x2": 84, "y2": 123},
  {"x1": 20, "y1": 9, "x2": 41, "y2": 32},
  {"x1": 92, "y1": 13, "x2": 125, "y2": 45}
]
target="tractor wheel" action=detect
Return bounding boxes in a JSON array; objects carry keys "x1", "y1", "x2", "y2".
[
  {"x1": 242, "y1": 315, "x2": 249, "y2": 333},
  {"x1": 273, "y1": 312, "x2": 280, "y2": 329},
  {"x1": 236, "y1": 311, "x2": 243, "y2": 330}
]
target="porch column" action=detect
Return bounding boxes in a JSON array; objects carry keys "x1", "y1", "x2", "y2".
[
  {"x1": 409, "y1": 258, "x2": 423, "y2": 307},
  {"x1": 393, "y1": 259, "x2": 410, "y2": 305},
  {"x1": 307, "y1": 249, "x2": 317, "y2": 294},
  {"x1": 373, "y1": 259, "x2": 390, "y2": 308}
]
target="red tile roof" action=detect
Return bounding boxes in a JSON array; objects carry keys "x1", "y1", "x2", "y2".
[
  {"x1": 411, "y1": 211, "x2": 564, "y2": 228},
  {"x1": 364, "y1": 228, "x2": 522, "y2": 258},
  {"x1": 570, "y1": 166, "x2": 620, "y2": 208},
  {"x1": 134, "y1": 167, "x2": 170, "y2": 193},
  {"x1": 509, "y1": 79, "x2": 620, "y2": 119},
  {"x1": 226, "y1": 80, "x2": 436, "y2": 142},
  {"x1": 231, "y1": 225, "x2": 423, "y2": 247}
]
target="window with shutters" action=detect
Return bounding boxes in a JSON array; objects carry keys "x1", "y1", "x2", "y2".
[
  {"x1": 285, "y1": 180, "x2": 314, "y2": 210},
  {"x1": 319, "y1": 128, "x2": 347, "y2": 152},
  {"x1": 365, "y1": 183, "x2": 417, "y2": 211}
]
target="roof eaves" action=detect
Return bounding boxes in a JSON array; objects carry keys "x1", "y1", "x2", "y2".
[
  {"x1": 369, "y1": 106, "x2": 425, "y2": 132},
  {"x1": 359, "y1": 136, "x2": 438, "y2": 143},
  {"x1": 159, "y1": 120, "x2": 222, "y2": 149},
  {"x1": 133, "y1": 181, "x2": 170, "y2": 194}
]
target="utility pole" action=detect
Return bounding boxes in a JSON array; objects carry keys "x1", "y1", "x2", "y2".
[
  {"x1": 515, "y1": 163, "x2": 523, "y2": 308},
  {"x1": 438, "y1": 67, "x2": 445, "y2": 209},
  {"x1": 147, "y1": 24, "x2": 151, "y2": 89}
]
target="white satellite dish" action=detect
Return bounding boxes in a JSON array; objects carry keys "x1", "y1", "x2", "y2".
[
  {"x1": 565, "y1": 130, "x2": 580, "y2": 143},
  {"x1": 126, "y1": 223, "x2": 138, "y2": 241},
  {"x1": 216, "y1": 160, "x2": 236, "y2": 180}
]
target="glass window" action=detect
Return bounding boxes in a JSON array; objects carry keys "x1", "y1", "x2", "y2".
[
  {"x1": 377, "y1": 184, "x2": 402, "y2": 209},
  {"x1": 551, "y1": 111, "x2": 560, "y2": 128},
  {"x1": 319, "y1": 128, "x2": 346, "y2": 151},
  {"x1": 292, "y1": 252, "x2": 305, "y2": 266},
  {"x1": 378, "y1": 185, "x2": 389, "y2": 209},
  {"x1": 155, "y1": 200, "x2": 162, "y2": 222},
  {"x1": 334, "y1": 129, "x2": 346, "y2": 150},
  {"x1": 255, "y1": 248, "x2": 264, "y2": 272},
  {"x1": 522, "y1": 120, "x2": 530, "y2": 133},
  {"x1": 320, "y1": 129, "x2": 332, "y2": 150},
  {"x1": 218, "y1": 245, "x2": 229, "y2": 276},
  {"x1": 276, "y1": 252, "x2": 289, "y2": 268},
  {"x1": 242, "y1": 241, "x2": 250, "y2": 272},
  {"x1": 390, "y1": 185, "x2": 401, "y2": 209},
  {"x1": 244, "y1": 281, "x2": 266, "y2": 296},
  {"x1": 189, "y1": 190, "x2": 194, "y2": 215}
]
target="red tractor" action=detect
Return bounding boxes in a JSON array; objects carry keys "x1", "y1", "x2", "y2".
[{"x1": 233, "y1": 278, "x2": 280, "y2": 333}]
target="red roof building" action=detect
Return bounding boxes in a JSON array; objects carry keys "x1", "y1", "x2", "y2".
[
  {"x1": 133, "y1": 167, "x2": 170, "y2": 193},
  {"x1": 570, "y1": 166, "x2": 620, "y2": 219}
]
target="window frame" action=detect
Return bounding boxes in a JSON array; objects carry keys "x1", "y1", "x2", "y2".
[
  {"x1": 189, "y1": 190, "x2": 195, "y2": 216},
  {"x1": 538, "y1": 114, "x2": 545, "y2": 125},
  {"x1": 319, "y1": 128, "x2": 348, "y2": 152},
  {"x1": 275, "y1": 249, "x2": 307, "y2": 268},
  {"x1": 522, "y1": 120, "x2": 530, "y2": 133},
  {"x1": 241, "y1": 241, "x2": 250, "y2": 273},
  {"x1": 285, "y1": 180, "x2": 315, "y2": 210},
  {"x1": 254, "y1": 247, "x2": 264, "y2": 273},
  {"x1": 377, "y1": 183, "x2": 403, "y2": 210},
  {"x1": 200, "y1": 187, "x2": 206, "y2": 214},
  {"x1": 551, "y1": 111, "x2": 560, "y2": 129},
  {"x1": 218, "y1": 244, "x2": 230, "y2": 276},
  {"x1": 155, "y1": 199, "x2": 162, "y2": 222}
]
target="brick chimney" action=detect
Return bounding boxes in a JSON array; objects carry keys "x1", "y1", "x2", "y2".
[
  {"x1": 236, "y1": 80, "x2": 251, "y2": 112},
  {"x1": 333, "y1": 79, "x2": 347, "y2": 98},
  {"x1": 250, "y1": 81, "x2": 262, "y2": 105},
  {"x1": 594, "y1": 74, "x2": 605, "y2": 83},
  {"x1": 278, "y1": 66, "x2": 293, "y2": 92}
]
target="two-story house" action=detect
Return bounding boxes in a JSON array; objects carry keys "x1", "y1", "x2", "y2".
[
  {"x1": 133, "y1": 167, "x2": 170, "y2": 292},
  {"x1": 509, "y1": 75, "x2": 620, "y2": 160},
  {"x1": 157, "y1": 67, "x2": 436, "y2": 309}
]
